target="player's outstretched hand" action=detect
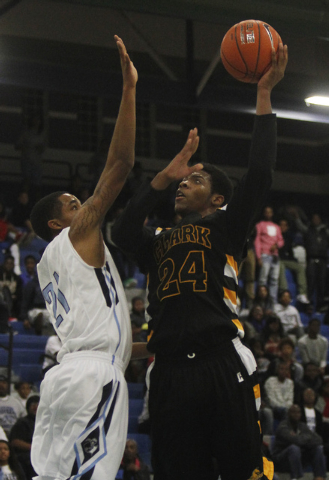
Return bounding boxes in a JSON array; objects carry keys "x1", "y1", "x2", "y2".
[
  {"x1": 258, "y1": 42, "x2": 288, "y2": 92},
  {"x1": 114, "y1": 35, "x2": 138, "y2": 89},
  {"x1": 151, "y1": 128, "x2": 201, "y2": 190}
]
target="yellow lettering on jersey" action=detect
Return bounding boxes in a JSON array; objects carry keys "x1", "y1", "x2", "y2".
[
  {"x1": 170, "y1": 228, "x2": 181, "y2": 246},
  {"x1": 181, "y1": 224, "x2": 196, "y2": 243},
  {"x1": 153, "y1": 225, "x2": 212, "y2": 264},
  {"x1": 195, "y1": 226, "x2": 211, "y2": 248}
]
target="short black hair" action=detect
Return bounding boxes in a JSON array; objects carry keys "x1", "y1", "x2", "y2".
[
  {"x1": 24, "y1": 254, "x2": 36, "y2": 264},
  {"x1": 30, "y1": 191, "x2": 66, "y2": 242},
  {"x1": 201, "y1": 163, "x2": 233, "y2": 205}
]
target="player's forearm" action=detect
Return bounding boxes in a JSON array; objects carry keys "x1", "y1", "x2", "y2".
[
  {"x1": 11, "y1": 438, "x2": 31, "y2": 451},
  {"x1": 151, "y1": 170, "x2": 172, "y2": 191},
  {"x1": 102, "y1": 86, "x2": 136, "y2": 175},
  {"x1": 256, "y1": 86, "x2": 272, "y2": 115}
]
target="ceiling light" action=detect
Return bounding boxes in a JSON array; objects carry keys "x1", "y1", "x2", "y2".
[{"x1": 305, "y1": 96, "x2": 329, "y2": 106}]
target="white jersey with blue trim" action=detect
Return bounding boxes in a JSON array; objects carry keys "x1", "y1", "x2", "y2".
[{"x1": 37, "y1": 227, "x2": 132, "y2": 369}]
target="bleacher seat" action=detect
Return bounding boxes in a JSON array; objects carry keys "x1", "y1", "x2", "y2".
[
  {"x1": 0, "y1": 334, "x2": 48, "y2": 350},
  {"x1": 126, "y1": 433, "x2": 152, "y2": 470},
  {"x1": 18, "y1": 363, "x2": 42, "y2": 383},
  {"x1": 127, "y1": 382, "x2": 144, "y2": 399},
  {"x1": 9, "y1": 321, "x2": 35, "y2": 335},
  {"x1": 0, "y1": 348, "x2": 44, "y2": 368},
  {"x1": 128, "y1": 415, "x2": 139, "y2": 433},
  {"x1": 129, "y1": 399, "x2": 144, "y2": 416}
]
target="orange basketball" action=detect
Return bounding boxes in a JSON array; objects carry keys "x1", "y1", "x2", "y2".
[{"x1": 220, "y1": 20, "x2": 282, "y2": 83}]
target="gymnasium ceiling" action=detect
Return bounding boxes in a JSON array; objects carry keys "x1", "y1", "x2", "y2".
[{"x1": 2, "y1": 0, "x2": 329, "y2": 175}]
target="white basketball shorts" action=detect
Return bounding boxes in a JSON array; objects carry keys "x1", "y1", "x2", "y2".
[{"x1": 31, "y1": 350, "x2": 128, "y2": 480}]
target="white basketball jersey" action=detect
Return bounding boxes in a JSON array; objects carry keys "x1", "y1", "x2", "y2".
[{"x1": 37, "y1": 228, "x2": 132, "y2": 369}]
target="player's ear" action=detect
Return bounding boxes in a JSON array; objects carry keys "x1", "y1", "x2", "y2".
[
  {"x1": 211, "y1": 194, "x2": 225, "y2": 207},
  {"x1": 48, "y1": 219, "x2": 62, "y2": 231}
]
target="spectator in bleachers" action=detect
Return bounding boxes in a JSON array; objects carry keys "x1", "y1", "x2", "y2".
[
  {"x1": 130, "y1": 297, "x2": 147, "y2": 329},
  {"x1": 11, "y1": 383, "x2": 33, "y2": 410},
  {"x1": 272, "y1": 404, "x2": 326, "y2": 480},
  {"x1": 0, "y1": 376, "x2": 25, "y2": 437},
  {"x1": 249, "y1": 338, "x2": 271, "y2": 385},
  {"x1": 252, "y1": 284, "x2": 274, "y2": 316},
  {"x1": 118, "y1": 438, "x2": 151, "y2": 480},
  {"x1": 278, "y1": 218, "x2": 309, "y2": 305},
  {"x1": 266, "y1": 337, "x2": 304, "y2": 383},
  {"x1": 295, "y1": 212, "x2": 329, "y2": 313},
  {"x1": 18, "y1": 274, "x2": 54, "y2": 336},
  {"x1": 274, "y1": 290, "x2": 304, "y2": 340},
  {"x1": 261, "y1": 314, "x2": 285, "y2": 359},
  {"x1": 300, "y1": 388, "x2": 324, "y2": 437},
  {"x1": 10, "y1": 395, "x2": 39, "y2": 480},
  {"x1": 0, "y1": 255, "x2": 23, "y2": 319},
  {"x1": 294, "y1": 362, "x2": 323, "y2": 406},
  {"x1": 246, "y1": 305, "x2": 267, "y2": 335},
  {"x1": 0, "y1": 440, "x2": 26, "y2": 480},
  {"x1": 264, "y1": 363, "x2": 294, "y2": 422},
  {"x1": 0, "y1": 203, "x2": 23, "y2": 276},
  {"x1": 7, "y1": 192, "x2": 34, "y2": 239},
  {"x1": 297, "y1": 318, "x2": 328, "y2": 372},
  {"x1": 20, "y1": 256, "x2": 36, "y2": 288},
  {"x1": 255, "y1": 205, "x2": 284, "y2": 303},
  {"x1": 315, "y1": 376, "x2": 329, "y2": 425},
  {"x1": 15, "y1": 113, "x2": 45, "y2": 195},
  {"x1": 41, "y1": 334, "x2": 61, "y2": 378}
]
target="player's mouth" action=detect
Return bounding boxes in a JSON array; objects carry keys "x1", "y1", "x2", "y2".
[{"x1": 175, "y1": 190, "x2": 185, "y2": 200}]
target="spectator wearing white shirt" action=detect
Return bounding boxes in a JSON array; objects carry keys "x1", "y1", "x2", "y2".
[
  {"x1": 264, "y1": 363, "x2": 294, "y2": 422},
  {"x1": 0, "y1": 376, "x2": 25, "y2": 437},
  {"x1": 297, "y1": 318, "x2": 328, "y2": 374},
  {"x1": 274, "y1": 289, "x2": 304, "y2": 339}
]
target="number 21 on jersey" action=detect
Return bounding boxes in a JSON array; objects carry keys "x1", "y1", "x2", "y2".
[{"x1": 42, "y1": 272, "x2": 70, "y2": 328}]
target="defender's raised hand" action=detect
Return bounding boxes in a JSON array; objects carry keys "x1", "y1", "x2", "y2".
[
  {"x1": 114, "y1": 35, "x2": 138, "y2": 89},
  {"x1": 151, "y1": 128, "x2": 201, "y2": 190}
]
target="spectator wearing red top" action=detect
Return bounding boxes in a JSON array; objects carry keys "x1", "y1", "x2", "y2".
[{"x1": 255, "y1": 206, "x2": 284, "y2": 303}]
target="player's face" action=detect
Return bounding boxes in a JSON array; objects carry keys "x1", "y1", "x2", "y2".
[
  {"x1": 175, "y1": 171, "x2": 215, "y2": 217},
  {"x1": 58, "y1": 194, "x2": 82, "y2": 228}
]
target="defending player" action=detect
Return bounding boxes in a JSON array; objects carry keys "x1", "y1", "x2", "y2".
[
  {"x1": 112, "y1": 44, "x2": 288, "y2": 480},
  {"x1": 29, "y1": 36, "x2": 138, "y2": 480}
]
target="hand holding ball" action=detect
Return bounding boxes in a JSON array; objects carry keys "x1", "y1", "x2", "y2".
[{"x1": 220, "y1": 20, "x2": 282, "y2": 83}]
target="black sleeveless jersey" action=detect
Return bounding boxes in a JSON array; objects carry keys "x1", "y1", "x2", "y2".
[{"x1": 113, "y1": 114, "x2": 277, "y2": 355}]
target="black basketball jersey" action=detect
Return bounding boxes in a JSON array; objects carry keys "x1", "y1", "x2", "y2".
[{"x1": 113, "y1": 114, "x2": 277, "y2": 355}]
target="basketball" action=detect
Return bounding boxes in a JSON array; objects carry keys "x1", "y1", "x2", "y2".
[{"x1": 220, "y1": 20, "x2": 282, "y2": 83}]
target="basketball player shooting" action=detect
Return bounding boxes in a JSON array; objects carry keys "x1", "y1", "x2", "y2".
[
  {"x1": 29, "y1": 36, "x2": 142, "y2": 480},
  {"x1": 112, "y1": 43, "x2": 288, "y2": 480}
]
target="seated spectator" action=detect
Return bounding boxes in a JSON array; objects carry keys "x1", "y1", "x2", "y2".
[
  {"x1": 18, "y1": 274, "x2": 54, "y2": 336},
  {"x1": 272, "y1": 404, "x2": 326, "y2": 480},
  {"x1": 20, "y1": 256, "x2": 37, "y2": 288},
  {"x1": 11, "y1": 383, "x2": 33, "y2": 410},
  {"x1": 0, "y1": 376, "x2": 25, "y2": 437},
  {"x1": 0, "y1": 440, "x2": 26, "y2": 480},
  {"x1": 7, "y1": 192, "x2": 34, "y2": 237},
  {"x1": 264, "y1": 363, "x2": 294, "y2": 421},
  {"x1": 0, "y1": 255, "x2": 23, "y2": 319},
  {"x1": 261, "y1": 314, "x2": 285, "y2": 358},
  {"x1": 130, "y1": 297, "x2": 147, "y2": 329},
  {"x1": 278, "y1": 218, "x2": 309, "y2": 305},
  {"x1": 253, "y1": 285, "x2": 274, "y2": 316},
  {"x1": 300, "y1": 388, "x2": 324, "y2": 438},
  {"x1": 297, "y1": 318, "x2": 328, "y2": 372},
  {"x1": 41, "y1": 334, "x2": 61, "y2": 377},
  {"x1": 315, "y1": 376, "x2": 329, "y2": 425},
  {"x1": 117, "y1": 438, "x2": 151, "y2": 480},
  {"x1": 266, "y1": 337, "x2": 304, "y2": 383},
  {"x1": 10, "y1": 395, "x2": 39, "y2": 480},
  {"x1": 255, "y1": 205, "x2": 284, "y2": 303},
  {"x1": 274, "y1": 290, "x2": 304, "y2": 340},
  {"x1": 294, "y1": 362, "x2": 323, "y2": 406},
  {"x1": 246, "y1": 305, "x2": 267, "y2": 335}
]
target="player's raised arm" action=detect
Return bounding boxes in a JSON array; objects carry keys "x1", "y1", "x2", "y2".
[
  {"x1": 70, "y1": 35, "x2": 137, "y2": 241},
  {"x1": 256, "y1": 42, "x2": 288, "y2": 115}
]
